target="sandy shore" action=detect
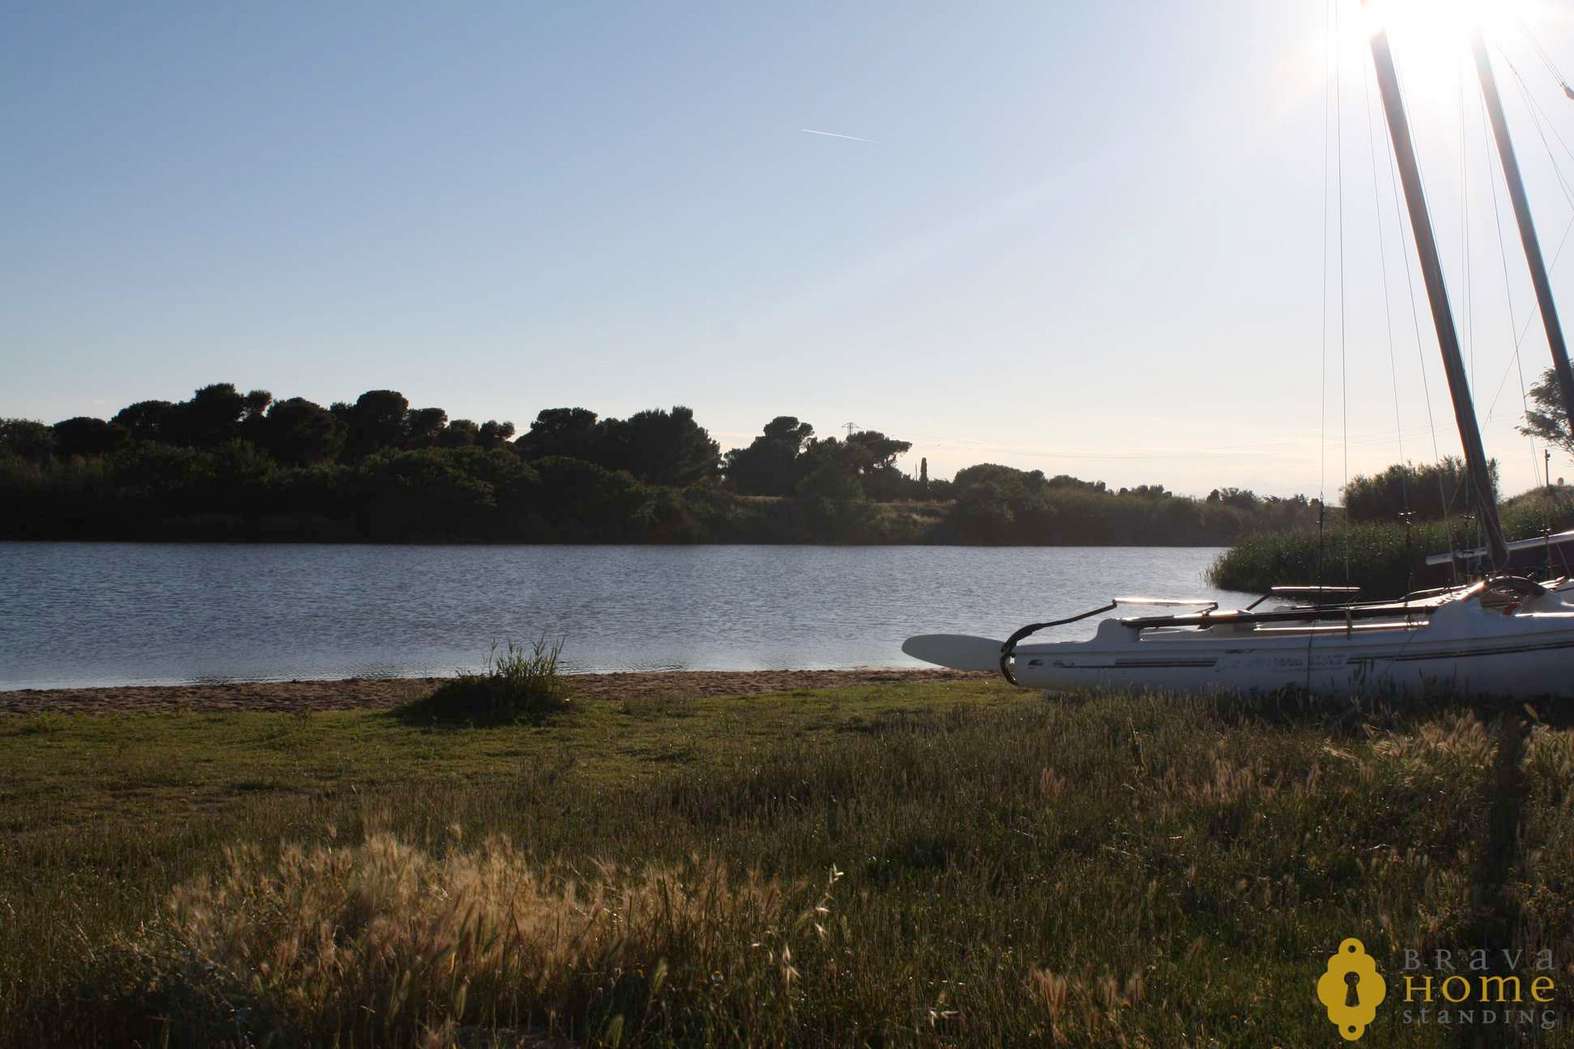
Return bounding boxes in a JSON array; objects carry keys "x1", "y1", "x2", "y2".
[{"x1": 0, "y1": 668, "x2": 988, "y2": 715}]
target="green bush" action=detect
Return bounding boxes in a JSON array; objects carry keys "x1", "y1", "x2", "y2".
[
  {"x1": 1342, "y1": 457, "x2": 1484, "y2": 523},
  {"x1": 398, "y1": 638, "x2": 571, "y2": 724}
]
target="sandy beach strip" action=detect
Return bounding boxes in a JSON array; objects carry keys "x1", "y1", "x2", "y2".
[{"x1": 0, "y1": 668, "x2": 989, "y2": 715}]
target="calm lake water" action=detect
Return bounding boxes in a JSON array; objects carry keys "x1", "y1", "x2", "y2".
[{"x1": 0, "y1": 543, "x2": 1252, "y2": 689}]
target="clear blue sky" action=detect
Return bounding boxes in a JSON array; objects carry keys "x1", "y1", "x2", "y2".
[{"x1": 6, "y1": 1, "x2": 1574, "y2": 497}]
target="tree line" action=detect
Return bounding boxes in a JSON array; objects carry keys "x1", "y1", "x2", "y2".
[{"x1": 1, "y1": 382, "x2": 1324, "y2": 544}]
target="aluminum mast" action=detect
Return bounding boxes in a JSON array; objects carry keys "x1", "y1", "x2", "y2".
[
  {"x1": 1367, "y1": 19, "x2": 1509, "y2": 568},
  {"x1": 1472, "y1": 31, "x2": 1574, "y2": 444}
]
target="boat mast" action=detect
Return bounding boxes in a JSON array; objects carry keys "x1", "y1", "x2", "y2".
[
  {"x1": 1366, "y1": 20, "x2": 1510, "y2": 568},
  {"x1": 1472, "y1": 31, "x2": 1574, "y2": 446}
]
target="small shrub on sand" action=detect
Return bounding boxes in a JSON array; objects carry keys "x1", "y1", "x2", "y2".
[{"x1": 401, "y1": 638, "x2": 571, "y2": 724}]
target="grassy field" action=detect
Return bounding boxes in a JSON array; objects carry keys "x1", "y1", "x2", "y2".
[{"x1": 2, "y1": 679, "x2": 1572, "y2": 1046}]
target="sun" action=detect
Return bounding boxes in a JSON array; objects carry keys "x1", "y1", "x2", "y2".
[
  {"x1": 1362, "y1": 0, "x2": 1536, "y2": 42},
  {"x1": 1359, "y1": 0, "x2": 1539, "y2": 109}
]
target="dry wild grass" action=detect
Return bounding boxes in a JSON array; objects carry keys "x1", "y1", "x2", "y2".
[
  {"x1": 1515, "y1": 722, "x2": 1574, "y2": 985},
  {"x1": 82, "y1": 833, "x2": 841, "y2": 1047}
]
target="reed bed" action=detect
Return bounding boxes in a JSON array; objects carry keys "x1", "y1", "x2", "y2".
[{"x1": 1210, "y1": 492, "x2": 1574, "y2": 597}]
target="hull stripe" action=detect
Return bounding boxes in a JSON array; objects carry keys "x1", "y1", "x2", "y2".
[{"x1": 1029, "y1": 635, "x2": 1574, "y2": 672}]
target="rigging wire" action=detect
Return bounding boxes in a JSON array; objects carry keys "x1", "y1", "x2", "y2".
[
  {"x1": 1501, "y1": 50, "x2": 1574, "y2": 210},
  {"x1": 1503, "y1": 21, "x2": 1574, "y2": 527},
  {"x1": 1516, "y1": 15, "x2": 1574, "y2": 100},
  {"x1": 1386, "y1": 40, "x2": 1453, "y2": 519},
  {"x1": 1336, "y1": 0, "x2": 1350, "y2": 585},
  {"x1": 1310, "y1": 0, "x2": 1336, "y2": 688},
  {"x1": 1484, "y1": 34, "x2": 1574, "y2": 421},
  {"x1": 1457, "y1": 50, "x2": 1487, "y2": 555},
  {"x1": 1316, "y1": 0, "x2": 1333, "y2": 603},
  {"x1": 1485, "y1": 42, "x2": 1574, "y2": 470},
  {"x1": 1449, "y1": 50, "x2": 1480, "y2": 545},
  {"x1": 1461, "y1": 54, "x2": 1476, "y2": 397},
  {"x1": 1485, "y1": 212, "x2": 1574, "y2": 418},
  {"x1": 1364, "y1": 48, "x2": 1421, "y2": 587},
  {"x1": 1479, "y1": 87, "x2": 1544, "y2": 491},
  {"x1": 1363, "y1": 50, "x2": 1410, "y2": 515}
]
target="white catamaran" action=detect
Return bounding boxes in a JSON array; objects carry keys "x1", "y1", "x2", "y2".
[{"x1": 906, "y1": 12, "x2": 1574, "y2": 699}]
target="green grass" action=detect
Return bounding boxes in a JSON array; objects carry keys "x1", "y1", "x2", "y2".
[{"x1": 0, "y1": 680, "x2": 1570, "y2": 1046}]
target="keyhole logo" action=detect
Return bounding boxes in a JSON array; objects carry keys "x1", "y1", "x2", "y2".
[{"x1": 1317, "y1": 938, "x2": 1387, "y2": 1041}]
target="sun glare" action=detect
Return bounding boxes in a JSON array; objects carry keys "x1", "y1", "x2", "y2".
[
  {"x1": 1362, "y1": 0, "x2": 1535, "y2": 41},
  {"x1": 1360, "y1": 0, "x2": 1536, "y2": 107}
]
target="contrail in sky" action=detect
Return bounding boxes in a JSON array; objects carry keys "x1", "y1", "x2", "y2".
[{"x1": 799, "y1": 127, "x2": 873, "y2": 142}]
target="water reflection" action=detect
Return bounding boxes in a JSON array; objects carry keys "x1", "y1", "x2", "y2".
[{"x1": 0, "y1": 543, "x2": 1250, "y2": 689}]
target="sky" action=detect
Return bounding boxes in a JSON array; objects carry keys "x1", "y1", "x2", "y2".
[{"x1": 6, "y1": 0, "x2": 1574, "y2": 499}]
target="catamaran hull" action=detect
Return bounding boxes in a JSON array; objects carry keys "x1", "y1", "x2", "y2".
[
  {"x1": 907, "y1": 597, "x2": 1574, "y2": 699},
  {"x1": 1009, "y1": 632, "x2": 1574, "y2": 698}
]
